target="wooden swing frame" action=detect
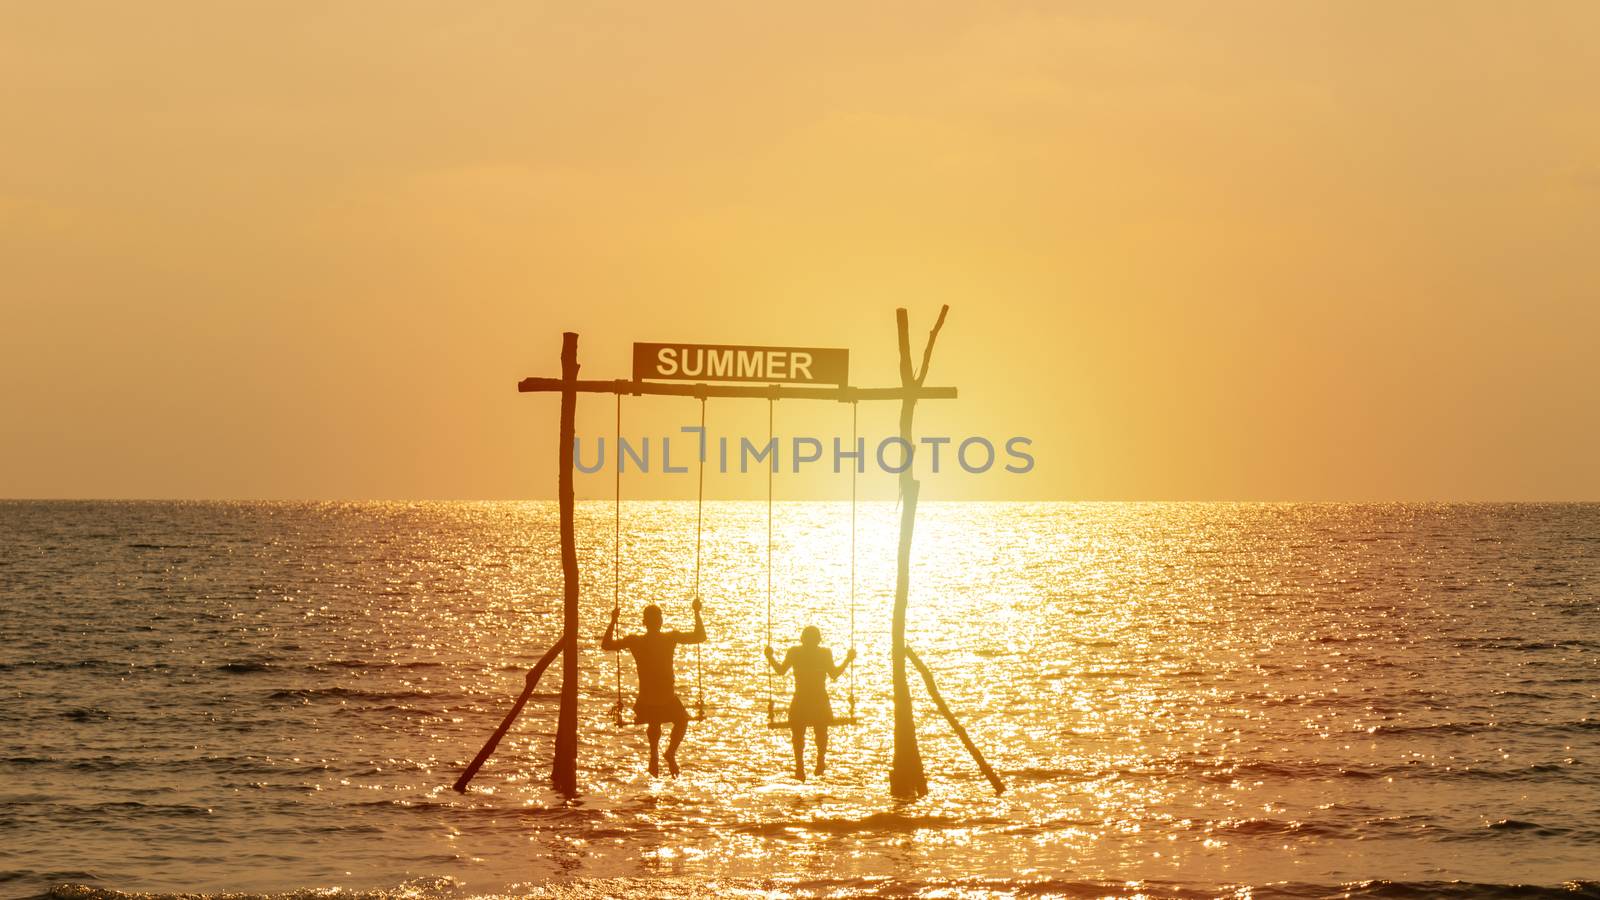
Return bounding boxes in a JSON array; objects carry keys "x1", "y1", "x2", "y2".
[{"x1": 453, "y1": 306, "x2": 1004, "y2": 798}]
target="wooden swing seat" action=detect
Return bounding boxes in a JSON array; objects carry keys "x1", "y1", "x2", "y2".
[
  {"x1": 767, "y1": 715, "x2": 856, "y2": 729},
  {"x1": 611, "y1": 704, "x2": 707, "y2": 727}
]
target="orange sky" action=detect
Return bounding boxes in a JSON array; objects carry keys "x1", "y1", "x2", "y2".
[{"x1": 2, "y1": 2, "x2": 1597, "y2": 500}]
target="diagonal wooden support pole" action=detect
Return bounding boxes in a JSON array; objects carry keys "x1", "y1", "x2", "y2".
[
  {"x1": 454, "y1": 640, "x2": 565, "y2": 793},
  {"x1": 905, "y1": 645, "x2": 1005, "y2": 796}
]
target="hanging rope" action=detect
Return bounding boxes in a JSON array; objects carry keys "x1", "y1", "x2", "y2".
[
  {"x1": 848, "y1": 400, "x2": 857, "y2": 722},
  {"x1": 758, "y1": 399, "x2": 859, "y2": 731},
  {"x1": 765, "y1": 397, "x2": 775, "y2": 725},
  {"x1": 692, "y1": 396, "x2": 706, "y2": 720},
  {"x1": 612, "y1": 393, "x2": 624, "y2": 726}
]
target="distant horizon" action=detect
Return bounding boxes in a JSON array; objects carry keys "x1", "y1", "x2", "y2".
[{"x1": 6, "y1": 496, "x2": 1597, "y2": 504}]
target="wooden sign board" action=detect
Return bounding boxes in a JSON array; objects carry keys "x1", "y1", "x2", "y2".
[{"x1": 633, "y1": 342, "x2": 849, "y2": 385}]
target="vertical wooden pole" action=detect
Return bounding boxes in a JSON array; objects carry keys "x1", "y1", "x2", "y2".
[
  {"x1": 889, "y1": 309, "x2": 929, "y2": 798},
  {"x1": 551, "y1": 332, "x2": 580, "y2": 794}
]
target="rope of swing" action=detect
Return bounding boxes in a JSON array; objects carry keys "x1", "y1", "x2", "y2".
[
  {"x1": 848, "y1": 400, "x2": 857, "y2": 720},
  {"x1": 765, "y1": 397, "x2": 775, "y2": 725},
  {"x1": 693, "y1": 397, "x2": 706, "y2": 719},
  {"x1": 612, "y1": 393, "x2": 623, "y2": 726}
]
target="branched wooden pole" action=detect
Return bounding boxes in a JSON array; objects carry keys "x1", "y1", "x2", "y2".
[
  {"x1": 454, "y1": 640, "x2": 564, "y2": 793},
  {"x1": 551, "y1": 332, "x2": 581, "y2": 794},
  {"x1": 905, "y1": 646, "x2": 1005, "y2": 795},
  {"x1": 889, "y1": 476, "x2": 926, "y2": 798},
  {"x1": 888, "y1": 305, "x2": 948, "y2": 799}
]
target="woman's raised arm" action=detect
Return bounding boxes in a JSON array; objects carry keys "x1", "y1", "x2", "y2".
[{"x1": 828, "y1": 647, "x2": 856, "y2": 680}]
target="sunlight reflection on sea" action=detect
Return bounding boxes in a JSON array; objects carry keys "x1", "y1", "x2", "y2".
[{"x1": 2, "y1": 501, "x2": 1597, "y2": 897}]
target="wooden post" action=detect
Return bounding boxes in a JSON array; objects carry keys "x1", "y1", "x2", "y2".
[
  {"x1": 905, "y1": 646, "x2": 1005, "y2": 795},
  {"x1": 889, "y1": 306, "x2": 947, "y2": 799},
  {"x1": 889, "y1": 476, "x2": 926, "y2": 798},
  {"x1": 551, "y1": 332, "x2": 580, "y2": 794}
]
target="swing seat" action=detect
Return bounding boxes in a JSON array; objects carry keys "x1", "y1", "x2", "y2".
[
  {"x1": 611, "y1": 703, "x2": 707, "y2": 727},
  {"x1": 768, "y1": 714, "x2": 857, "y2": 730},
  {"x1": 766, "y1": 714, "x2": 857, "y2": 729}
]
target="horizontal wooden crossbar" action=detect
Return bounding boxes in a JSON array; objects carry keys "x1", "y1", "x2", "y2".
[{"x1": 517, "y1": 377, "x2": 956, "y2": 402}]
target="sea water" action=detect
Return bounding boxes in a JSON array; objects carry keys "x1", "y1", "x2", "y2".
[{"x1": 1, "y1": 501, "x2": 1597, "y2": 898}]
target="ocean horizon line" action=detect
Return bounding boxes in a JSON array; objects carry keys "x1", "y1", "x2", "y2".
[{"x1": 4, "y1": 496, "x2": 1598, "y2": 505}]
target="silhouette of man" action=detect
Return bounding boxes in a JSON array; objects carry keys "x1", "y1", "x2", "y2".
[
  {"x1": 602, "y1": 599, "x2": 705, "y2": 776},
  {"x1": 765, "y1": 626, "x2": 854, "y2": 781}
]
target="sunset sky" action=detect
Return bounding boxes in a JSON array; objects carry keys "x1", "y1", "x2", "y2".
[{"x1": 3, "y1": 2, "x2": 1596, "y2": 501}]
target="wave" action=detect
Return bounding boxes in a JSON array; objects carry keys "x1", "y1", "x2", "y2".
[
  {"x1": 735, "y1": 812, "x2": 1010, "y2": 836},
  {"x1": 1451, "y1": 638, "x2": 1599, "y2": 652},
  {"x1": 310, "y1": 659, "x2": 444, "y2": 670},
  {"x1": 36, "y1": 801, "x2": 216, "y2": 822},
  {"x1": 266, "y1": 687, "x2": 472, "y2": 703},
  {"x1": 1211, "y1": 817, "x2": 1349, "y2": 838},
  {"x1": 1488, "y1": 819, "x2": 1561, "y2": 833},
  {"x1": 34, "y1": 877, "x2": 1600, "y2": 900},
  {"x1": 1009, "y1": 757, "x2": 1594, "y2": 786},
  {"x1": 216, "y1": 661, "x2": 276, "y2": 674},
  {"x1": 10, "y1": 657, "x2": 451, "y2": 677},
  {"x1": 1371, "y1": 720, "x2": 1600, "y2": 737}
]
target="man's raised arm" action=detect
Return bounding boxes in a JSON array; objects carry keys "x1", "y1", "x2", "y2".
[
  {"x1": 600, "y1": 607, "x2": 623, "y2": 651},
  {"x1": 680, "y1": 597, "x2": 706, "y2": 645},
  {"x1": 829, "y1": 647, "x2": 856, "y2": 680}
]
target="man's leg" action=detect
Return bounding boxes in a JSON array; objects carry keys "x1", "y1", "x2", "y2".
[
  {"x1": 665, "y1": 717, "x2": 688, "y2": 777},
  {"x1": 647, "y1": 723, "x2": 662, "y2": 777},
  {"x1": 790, "y1": 724, "x2": 806, "y2": 781},
  {"x1": 814, "y1": 724, "x2": 828, "y2": 776}
]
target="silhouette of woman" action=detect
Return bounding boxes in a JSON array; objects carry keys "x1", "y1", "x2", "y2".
[{"x1": 765, "y1": 626, "x2": 854, "y2": 781}]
